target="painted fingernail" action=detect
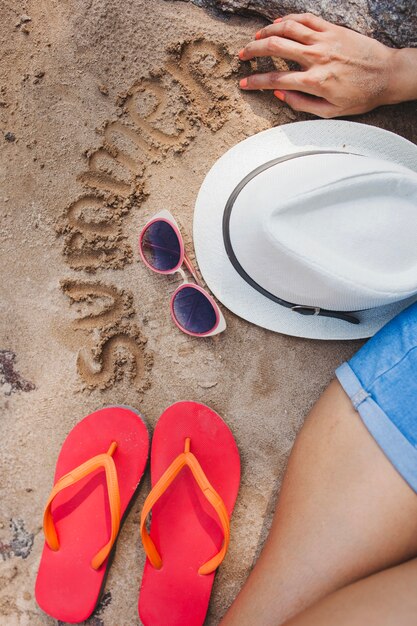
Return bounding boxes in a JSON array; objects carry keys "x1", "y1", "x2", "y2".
[
  {"x1": 274, "y1": 89, "x2": 285, "y2": 101},
  {"x1": 239, "y1": 78, "x2": 248, "y2": 88},
  {"x1": 274, "y1": 17, "x2": 283, "y2": 23},
  {"x1": 255, "y1": 30, "x2": 262, "y2": 40},
  {"x1": 238, "y1": 49, "x2": 245, "y2": 60}
]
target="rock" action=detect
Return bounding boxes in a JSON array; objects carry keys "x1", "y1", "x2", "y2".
[
  {"x1": 4, "y1": 132, "x2": 16, "y2": 142},
  {"x1": 98, "y1": 84, "x2": 109, "y2": 96},
  {"x1": 368, "y1": 0, "x2": 416, "y2": 48},
  {"x1": 15, "y1": 14, "x2": 31, "y2": 27},
  {"x1": 197, "y1": 380, "x2": 218, "y2": 389},
  {"x1": 2, "y1": 382, "x2": 12, "y2": 395},
  {"x1": 178, "y1": 0, "x2": 416, "y2": 48}
]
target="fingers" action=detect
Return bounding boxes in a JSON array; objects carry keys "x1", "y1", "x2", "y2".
[
  {"x1": 256, "y1": 20, "x2": 317, "y2": 45},
  {"x1": 239, "y1": 71, "x2": 322, "y2": 97},
  {"x1": 239, "y1": 13, "x2": 328, "y2": 64},
  {"x1": 278, "y1": 90, "x2": 341, "y2": 118},
  {"x1": 279, "y1": 13, "x2": 329, "y2": 32},
  {"x1": 237, "y1": 12, "x2": 341, "y2": 118},
  {"x1": 239, "y1": 37, "x2": 308, "y2": 65}
]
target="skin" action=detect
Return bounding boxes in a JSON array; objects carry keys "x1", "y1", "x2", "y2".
[
  {"x1": 220, "y1": 380, "x2": 417, "y2": 625},
  {"x1": 238, "y1": 13, "x2": 417, "y2": 118},
  {"x1": 284, "y1": 559, "x2": 417, "y2": 626}
]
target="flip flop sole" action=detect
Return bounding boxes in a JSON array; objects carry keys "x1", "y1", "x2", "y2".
[
  {"x1": 35, "y1": 406, "x2": 149, "y2": 623},
  {"x1": 139, "y1": 401, "x2": 240, "y2": 626}
]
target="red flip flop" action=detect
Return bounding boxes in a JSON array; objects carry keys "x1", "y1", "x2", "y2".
[
  {"x1": 139, "y1": 401, "x2": 240, "y2": 626},
  {"x1": 35, "y1": 406, "x2": 149, "y2": 623}
]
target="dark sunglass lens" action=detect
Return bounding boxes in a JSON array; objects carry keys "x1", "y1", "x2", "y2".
[
  {"x1": 141, "y1": 221, "x2": 181, "y2": 271},
  {"x1": 173, "y1": 287, "x2": 217, "y2": 334}
]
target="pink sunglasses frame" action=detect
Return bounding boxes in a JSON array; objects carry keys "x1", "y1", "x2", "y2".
[{"x1": 138, "y1": 210, "x2": 226, "y2": 337}]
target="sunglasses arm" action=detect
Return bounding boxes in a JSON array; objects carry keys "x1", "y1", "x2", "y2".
[{"x1": 183, "y1": 252, "x2": 202, "y2": 286}]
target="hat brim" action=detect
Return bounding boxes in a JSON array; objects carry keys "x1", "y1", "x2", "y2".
[{"x1": 193, "y1": 120, "x2": 417, "y2": 340}]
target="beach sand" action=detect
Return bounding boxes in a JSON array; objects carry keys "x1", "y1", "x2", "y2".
[{"x1": 1, "y1": 1, "x2": 416, "y2": 624}]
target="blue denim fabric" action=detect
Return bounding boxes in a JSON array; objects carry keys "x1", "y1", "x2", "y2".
[{"x1": 336, "y1": 301, "x2": 417, "y2": 492}]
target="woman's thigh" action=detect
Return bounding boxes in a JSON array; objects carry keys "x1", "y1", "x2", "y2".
[
  {"x1": 221, "y1": 379, "x2": 417, "y2": 625},
  {"x1": 284, "y1": 556, "x2": 417, "y2": 626},
  {"x1": 266, "y1": 378, "x2": 417, "y2": 598}
]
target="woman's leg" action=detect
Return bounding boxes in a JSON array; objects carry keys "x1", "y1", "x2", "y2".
[
  {"x1": 221, "y1": 379, "x2": 417, "y2": 626},
  {"x1": 283, "y1": 557, "x2": 417, "y2": 626}
]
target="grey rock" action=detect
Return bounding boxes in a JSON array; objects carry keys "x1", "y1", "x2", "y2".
[
  {"x1": 7, "y1": 519, "x2": 34, "y2": 560},
  {"x1": 368, "y1": 0, "x2": 416, "y2": 48},
  {"x1": 177, "y1": 0, "x2": 417, "y2": 48}
]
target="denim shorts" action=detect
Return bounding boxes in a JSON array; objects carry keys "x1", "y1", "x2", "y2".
[{"x1": 336, "y1": 301, "x2": 417, "y2": 493}]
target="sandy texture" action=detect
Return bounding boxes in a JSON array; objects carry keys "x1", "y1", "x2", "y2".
[{"x1": 0, "y1": 2, "x2": 416, "y2": 625}]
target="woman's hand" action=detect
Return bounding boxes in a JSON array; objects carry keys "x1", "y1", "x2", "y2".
[{"x1": 238, "y1": 13, "x2": 417, "y2": 118}]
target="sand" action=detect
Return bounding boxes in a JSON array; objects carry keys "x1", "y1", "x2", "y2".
[{"x1": 1, "y1": 1, "x2": 416, "y2": 625}]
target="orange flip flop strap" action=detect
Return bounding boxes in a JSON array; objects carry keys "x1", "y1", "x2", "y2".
[
  {"x1": 43, "y1": 441, "x2": 121, "y2": 570},
  {"x1": 140, "y1": 437, "x2": 230, "y2": 576}
]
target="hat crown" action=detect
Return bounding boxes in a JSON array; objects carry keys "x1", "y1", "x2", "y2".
[
  {"x1": 194, "y1": 120, "x2": 417, "y2": 338},
  {"x1": 230, "y1": 153, "x2": 417, "y2": 311}
]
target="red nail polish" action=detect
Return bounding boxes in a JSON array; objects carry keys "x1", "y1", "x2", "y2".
[
  {"x1": 255, "y1": 30, "x2": 262, "y2": 40},
  {"x1": 274, "y1": 90, "x2": 285, "y2": 101},
  {"x1": 238, "y1": 49, "x2": 245, "y2": 60},
  {"x1": 239, "y1": 78, "x2": 248, "y2": 88},
  {"x1": 274, "y1": 17, "x2": 283, "y2": 23}
]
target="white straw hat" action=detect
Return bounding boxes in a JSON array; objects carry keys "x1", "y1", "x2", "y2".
[{"x1": 193, "y1": 120, "x2": 417, "y2": 340}]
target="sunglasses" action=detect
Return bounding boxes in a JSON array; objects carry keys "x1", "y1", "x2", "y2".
[{"x1": 139, "y1": 210, "x2": 226, "y2": 337}]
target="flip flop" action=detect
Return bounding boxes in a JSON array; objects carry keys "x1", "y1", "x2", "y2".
[
  {"x1": 139, "y1": 401, "x2": 240, "y2": 626},
  {"x1": 35, "y1": 406, "x2": 149, "y2": 623}
]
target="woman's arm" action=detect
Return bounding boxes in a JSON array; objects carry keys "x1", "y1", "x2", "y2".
[{"x1": 238, "y1": 13, "x2": 417, "y2": 118}]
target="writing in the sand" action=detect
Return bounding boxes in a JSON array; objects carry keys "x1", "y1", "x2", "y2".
[{"x1": 59, "y1": 40, "x2": 237, "y2": 390}]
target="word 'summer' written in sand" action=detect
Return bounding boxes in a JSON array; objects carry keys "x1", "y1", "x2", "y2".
[{"x1": 58, "y1": 40, "x2": 239, "y2": 390}]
